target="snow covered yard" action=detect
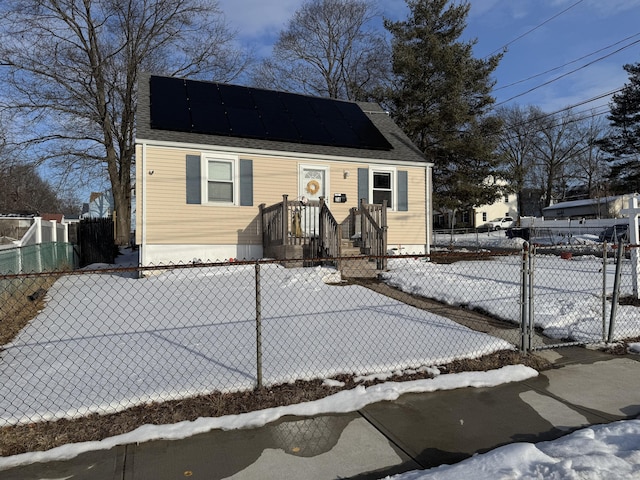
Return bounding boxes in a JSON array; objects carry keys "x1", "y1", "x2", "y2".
[
  {"x1": 2, "y1": 250, "x2": 640, "y2": 474},
  {"x1": 383, "y1": 253, "x2": 640, "y2": 342},
  {"x1": 0, "y1": 262, "x2": 512, "y2": 426}
]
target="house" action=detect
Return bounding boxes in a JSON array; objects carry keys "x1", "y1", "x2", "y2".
[
  {"x1": 82, "y1": 191, "x2": 114, "y2": 219},
  {"x1": 135, "y1": 74, "x2": 433, "y2": 266},
  {"x1": 433, "y1": 176, "x2": 517, "y2": 229},
  {"x1": 542, "y1": 194, "x2": 636, "y2": 219},
  {"x1": 472, "y1": 177, "x2": 518, "y2": 228}
]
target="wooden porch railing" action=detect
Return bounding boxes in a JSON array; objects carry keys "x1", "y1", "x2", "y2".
[
  {"x1": 349, "y1": 199, "x2": 388, "y2": 270},
  {"x1": 318, "y1": 198, "x2": 341, "y2": 261},
  {"x1": 261, "y1": 195, "x2": 387, "y2": 270},
  {"x1": 260, "y1": 195, "x2": 340, "y2": 262}
]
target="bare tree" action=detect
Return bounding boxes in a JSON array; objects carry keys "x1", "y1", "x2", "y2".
[
  {"x1": 569, "y1": 112, "x2": 610, "y2": 199},
  {"x1": 0, "y1": 0, "x2": 250, "y2": 244},
  {"x1": 530, "y1": 109, "x2": 589, "y2": 208},
  {"x1": 252, "y1": 0, "x2": 390, "y2": 100},
  {"x1": 0, "y1": 163, "x2": 80, "y2": 215},
  {"x1": 496, "y1": 105, "x2": 542, "y2": 217}
]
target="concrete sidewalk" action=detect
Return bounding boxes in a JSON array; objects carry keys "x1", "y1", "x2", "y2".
[{"x1": 2, "y1": 347, "x2": 639, "y2": 480}]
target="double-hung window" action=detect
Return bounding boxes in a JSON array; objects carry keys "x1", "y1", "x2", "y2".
[
  {"x1": 357, "y1": 166, "x2": 407, "y2": 212},
  {"x1": 186, "y1": 153, "x2": 253, "y2": 206},
  {"x1": 372, "y1": 169, "x2": 394, "y2": 209},
  {"x1": 207, "y1": 159, "x2": 234, "y2": 203}
]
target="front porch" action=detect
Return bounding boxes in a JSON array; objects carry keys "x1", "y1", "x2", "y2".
[{"x1": 259, "y1": 195, "x2": 388, "y2": 277}]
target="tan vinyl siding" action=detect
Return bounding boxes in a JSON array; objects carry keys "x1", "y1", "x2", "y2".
[
  {"x1": 142, "y1": 147, "x2": 258, "y2": 244},
  {"x1": 388, "y1": 166, "x2": 426, "y2": 246},
  {"x1": 139, "y1": 145, "x2": 426, "y2": 246}
]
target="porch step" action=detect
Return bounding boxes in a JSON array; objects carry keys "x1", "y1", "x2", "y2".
[
  {"x1": 337, "y1": 239, "x2": 379, "y2": 278},
  {"x1": 340, "y1": 239, "x2": 361, "y2": 255},
  {"x1": 339, "y1": 257, "x2": 380, "y2": 279},
  {"x1": 340, "y1": 246, "x2": 361, "y2": 256}
]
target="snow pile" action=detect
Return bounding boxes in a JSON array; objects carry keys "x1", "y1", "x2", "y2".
[
  {"x1": 0, "y1": 365, "x2": 537, "y2": 470},
  {"x1": 390, "y1": 420, "x2": 640, "y2": 480}
]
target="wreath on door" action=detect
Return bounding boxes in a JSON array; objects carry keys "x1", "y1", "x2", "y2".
[{"x1": 306, "y1": 180, "x2": 320, "y2": 195}]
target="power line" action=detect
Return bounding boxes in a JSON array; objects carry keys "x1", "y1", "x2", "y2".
[
  {"x1": 495, "y1": 32, "x2": 640, "y2": 92},
  {"x1": 484, "y1": 0, "x2": 585, "y2": 58},
  {"x1": 496, "y1": 106, "x2": 611, "y2": 144},
  {"x1": 492, "y1": 95, "x2": 619, "y2": 146},
  {"x1": 493, "y1": 39, "x2": 640, "y2": 107},
  {"x1": 504, "y1": 88, "x2": 621, "y2": 123}
]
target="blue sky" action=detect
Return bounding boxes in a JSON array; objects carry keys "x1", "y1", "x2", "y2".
[{"x1": 218, "y1": 0, "x2": 640, "y2": 115}]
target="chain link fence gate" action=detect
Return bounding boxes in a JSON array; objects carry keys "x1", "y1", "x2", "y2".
[{"x1": 522, "y1": 241, "x2": 640, "y2": 352}]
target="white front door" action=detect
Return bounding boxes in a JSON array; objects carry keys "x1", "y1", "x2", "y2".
[{"x1": 299, "y1": 166, "x2": 328, "y2": 236}]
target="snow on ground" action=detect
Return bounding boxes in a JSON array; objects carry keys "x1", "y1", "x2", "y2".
[
  {"x1": 2, "y1": 245, "x2": 640, "y2": 473},
  {"x1": 433, "y1": 230, "x2": 525, "y2": 250},
  {"x1": 0, "y1": 263, "x2": 512, "y2": 425},
  {"x1": 389, "y1": 420, "x2": 640, "y2": 480},
  {"x1": 383, "y1": 254, "x2": 640, "y2": 342},
  {"x1": 0, "y1": 365, "x2": 537, "y2": 470}
]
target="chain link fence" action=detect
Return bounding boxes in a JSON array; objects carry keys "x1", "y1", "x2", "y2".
[
  {"x1": 521, "y1": 242, "x2": 640, "y2": 350},
  {"x1": 1, "y1": 244, "x2": 639, "y2": 428}
]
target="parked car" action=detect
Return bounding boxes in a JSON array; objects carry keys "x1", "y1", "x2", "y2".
[
  {"x1": 482, "y1": 216, "x2": 515, "y2": 231},
  {"x1": 598, "y1": 224, "x2": 629, "y2": 243}
]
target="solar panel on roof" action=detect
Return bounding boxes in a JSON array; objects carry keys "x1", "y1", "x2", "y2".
[
  {"x1": 334, "y1": 101, "x2": 392, "y2": 150},
  {"x1": 226, "y1": 106, "x2": 266, "y2": 138},
  {"x1": 308, "y1": 97, "x2": 361, "y2": 146},
  {"x1": 150, "y1": 76, "x2": 191, "y2": 131},
  {"x1": 251, "y1": 89, "x2": 300, "y2": 141},
  {"x1": 149, "y1": 76, "x2": 393, "y2": 151},
  {"x1": 294, "y1": 114, "x2": 332, "y2": 145},
  {"x1": 217, "y1": 83, "x2": 255, "y2": 110},
  {"x1": 185, "y1": 79, "x2": 229, "y2": 135}
]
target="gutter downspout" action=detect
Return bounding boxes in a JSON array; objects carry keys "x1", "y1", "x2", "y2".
[
  {"x1": 425, "y1": 165, "x2": 432, "y2": 256},
  {"x1": 141, "y1": 142, "x2": 147, "y2": 268}
]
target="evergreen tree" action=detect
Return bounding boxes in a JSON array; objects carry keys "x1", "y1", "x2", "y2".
[
  {"x1": 599, "y1": 63, "x2": 640, "y2": 193},
  {"x1": 384, "y1": 0, "x2": 503, "y2": 221}
]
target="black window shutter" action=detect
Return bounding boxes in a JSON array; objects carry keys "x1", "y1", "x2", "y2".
[
  {"x1": 239, "y1": 159, "x2": 253, "y2": 206},
  {"x1": 357, "y1": 168, "x2": 369, "y2": 205},
  {"x1": 186, "y1": 155, "x2": 201, "y2": 204},
  {"x1": 398, "y1": 170, "x2": 408, "y2": 211}
]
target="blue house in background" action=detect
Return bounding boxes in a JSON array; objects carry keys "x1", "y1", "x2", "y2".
[{"x1": 82, "y1": 191, "x2": 114, "y2": 219}]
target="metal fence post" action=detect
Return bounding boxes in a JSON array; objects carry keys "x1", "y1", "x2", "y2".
[
  {"x1": 520, "y1": 242, "x2": 530, "y2": 353},
  {"x1": 602, "y1": 242, "x2": 608, "y2": 341},
  {"x1": 255, "y1": 261, "x2": 263, "y2": 388},
  {"x1": 608, "y1": 242, "x2": 624, "y2": 343},
  {"x1": 528, "y1": 243, "x2": 535, "y2": 350}
]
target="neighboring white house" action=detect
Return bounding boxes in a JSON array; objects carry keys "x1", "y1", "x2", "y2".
[
  {"x1": 434, "y1": 176, "x2": 517, "y2": 229},
  {"x1": 542, "y1": 194, "x2": 636, "y2": 219},
  {"x1": 472, "y1": 177, "x2": 518, "y2": 228}
]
